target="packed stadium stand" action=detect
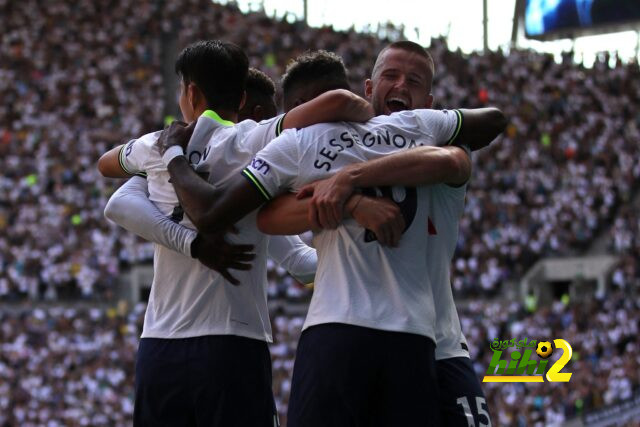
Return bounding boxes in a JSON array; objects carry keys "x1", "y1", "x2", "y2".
[{"x1": 1, "y1": 0, "x2": 639, "y2": 425}]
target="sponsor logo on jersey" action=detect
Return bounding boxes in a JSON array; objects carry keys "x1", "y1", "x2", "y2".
[{"x1": 250, "y1": 157, "x2": 270, "y2": 175}]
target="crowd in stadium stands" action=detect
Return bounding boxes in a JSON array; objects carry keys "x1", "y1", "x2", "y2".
[
  {"x1": 0, "y1": 304, "x2": 141, "y2": 426},
  {"x1": 1, "y1": 1, "x2": 640, "y2": 424},
  {"x1": 609, "y1": 202, "x2": 640, "y2": 290},
  {"x1": 2, "y1": 0, "x2": 639, "y2": 302},
  {"x1": 1, "y1": 0, "x2": 639, "y2": 300},
  {"x1": 1, "y1": 293, "x2": 638, "y2": 425},
  {"x1": 1, "y1": 0, "x2": 164, "y2": 300}
]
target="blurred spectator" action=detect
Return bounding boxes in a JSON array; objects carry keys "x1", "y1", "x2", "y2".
[
  {"x1": 1, "y1": 292, "x2": 637, "y2": 425},
  {"x1": 2, "y1": 0, "x2": 639, "y2": 300},
  {"x1": 0, "y1": 304, "x2": 143, "y2": 426},
  {"x1": 2, "y1": 2, "x2": 640, "y2": 424}
]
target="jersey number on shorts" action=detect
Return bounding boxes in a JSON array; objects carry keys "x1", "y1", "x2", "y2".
[
  {"x1": 456, "y1": 396, "x2": 491, "y2": 427},
  {"x1": 362, "y1": 186, "x2": 417, "y2": 242}
]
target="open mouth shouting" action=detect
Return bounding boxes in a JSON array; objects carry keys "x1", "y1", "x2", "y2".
[{"x1": 385, "y1": 96, "x2": 409, "y2": 113}]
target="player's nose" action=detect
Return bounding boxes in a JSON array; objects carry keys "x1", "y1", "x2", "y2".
[{"x1": 392, "y1": 74, "x2": 409, "y2": 90}]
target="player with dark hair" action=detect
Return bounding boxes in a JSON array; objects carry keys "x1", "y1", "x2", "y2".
[
  {"x1": 271, "y1": 40, "x2": 494, "y2": 426},
  {"x1": 99, "y1": 45, "x2": 386, "y2": 426},
  {"x1": 239, "y1": 68, "x2": 277, "y2": 122},
  {"x1": 101, "y1": 67, "x2": 282, "y2": 280},
  {"x1": 281, "y1": 49, "x2": 350, "y2": 111},
  {"x1": 231, "y1": 49, "x2": 354, "y2": 148},
  {"x1": 156, "y1": 39, "x2": 505, "y2": 426},
  {"x1": 174, "y1": 39, "x2": 249, "y2": 115},
  {"x1": 156, "y1": 84, "x2": 505, "y2": 427},
  {"x1": 99, "y1": 39, "x2": 284, "y2": 427}
]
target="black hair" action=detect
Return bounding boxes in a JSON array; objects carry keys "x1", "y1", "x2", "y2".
[
  {"x1": 239, "y1": 68, "x2": 277, "y2": 120},
  {"x1": 246, "y1": 68, "x2": 276, "y2": 105},
  {"x1": 175, "y1": 40, "x2": 248, "y2": 111},
  {"x1": 281, "y1": 50, "x2": 349, "y2": 107}
]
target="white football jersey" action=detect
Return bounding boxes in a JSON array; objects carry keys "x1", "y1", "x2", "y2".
[
  {"x1": 243, "y1": 109, "x2": 462, "y2": 341},
  {"x1": 427, "y1": 183, "x2": 470, "y2": 360},
  {"x1": 118, "y1": 111, "x2": 274, "y2": 342},
  {"x1": 195, "y1": 113, "x2": 285, "y2": 187}
]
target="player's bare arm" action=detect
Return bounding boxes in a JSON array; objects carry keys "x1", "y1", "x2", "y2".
[
  {"x1": 98, "y1": 144, "x2": 131, "y2": 178},
  {"x1": 298, "y1": 107, "x2": 507, "y2": 227},
  {"x1": 98, "y1": 127, "x2": 256, "y2": 283},
  {"x1": 296, "y1": 145, "x2": 469, "y2": 229},
  {"x1": 455, "y1": 107, "x2": 507, "y2": 151},
  {"x1": 257, "y1": 192, "x2": 405, "y2": 246},
  {"x1": 282, "y1": 89, "x2": 374, "y2": 129},
  {"x1": 166, "y1": 155, "x2": 266, "y2": 234},
  {"x1": 158, "y1": 122, "x2": 266, "y2": 235}
]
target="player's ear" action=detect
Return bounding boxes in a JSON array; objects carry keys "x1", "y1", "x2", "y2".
[
  {"x1": 364, "y1": 79, "x2": 373, "y2": 99},
  {"x1": 188, "y1": 83, "x2": 201, "y2": 111},
  {"x1": 238, "y1": 91, "x2": 247, "y2": 111}
]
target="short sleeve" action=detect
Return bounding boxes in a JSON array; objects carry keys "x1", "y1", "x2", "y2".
[
  {"x1": 240, "y1": 114, "x2": 287, "y2": 155},
  {"x1": 413, "y1": 109, "x2": 463, "y2": 146},
  {"x1": 118, "y1": 138, "x2": 151, "y2": 175},
  {"x1": 241, "y1": 129, "x2": 299, "y2": 201}
]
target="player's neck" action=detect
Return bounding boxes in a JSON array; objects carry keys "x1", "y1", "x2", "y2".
[
  {"x1": 214, "y1": 109, "x2": 238, "y2": 123},
  {"x1": 195, "y1": 107, "x2": 238, "y2": 124}
]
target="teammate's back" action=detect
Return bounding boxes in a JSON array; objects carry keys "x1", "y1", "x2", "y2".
[{"x1": 244, "y1": 108, "x2": 463, "y2": 341}]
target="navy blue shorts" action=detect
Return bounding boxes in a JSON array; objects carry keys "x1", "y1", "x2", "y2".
[
  {"x1": 287, "y1": 323, "x2": 441, "y2": 427},
  {"x1": 134, "y1": 335, "x2": 278, "y2": 427},
  {"x1": 436, "y1": 357, "x2": 492, "y2": 427}
]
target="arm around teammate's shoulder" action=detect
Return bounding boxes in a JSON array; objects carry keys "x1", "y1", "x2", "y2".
[
  {"x1": 281, "y1": 89, "x2": 374, "y2": 130},
  {"x1": 455, "y1": 107, "x2": 507, "y2": 151}
]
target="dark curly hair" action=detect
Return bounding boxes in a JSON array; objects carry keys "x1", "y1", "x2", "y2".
[{"x1": 281, "y1": 50, "x2": 349, "y2": 110}]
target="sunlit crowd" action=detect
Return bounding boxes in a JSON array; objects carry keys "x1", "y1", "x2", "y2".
[{"x1": 1, "y1": 0, "x2": 639, "y2": 425}]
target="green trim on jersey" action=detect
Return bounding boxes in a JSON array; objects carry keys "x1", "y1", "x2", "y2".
[
  {"x1": 241, "y1": 169, "x2": 272, "y2": 201},
  {"x1": 275, "y1": 114, "x2": 286, "y2": 137},
  {"x1": 118, "y1": 143, "x2": 138, "y2": 175},
  {"x1": 201, "y1": 110, "x2": 234, "y2": 127},
  {"x1": 446, "y1": 109, "x2": 463, "y2": 145}
]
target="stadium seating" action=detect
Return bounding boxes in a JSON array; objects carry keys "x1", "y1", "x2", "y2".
[
  {"x1": 2, "y1": 0, "x2": 639, "y2": 425},
  {"x1": 1, "y1": 293, "x2": 637, "y2": 425},
  {"x1": 2, "y1": 0, "x2": 638, "y2": 300}
]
